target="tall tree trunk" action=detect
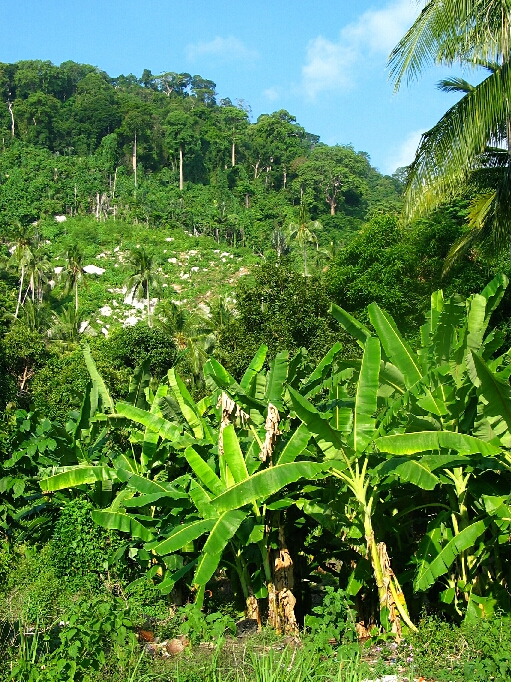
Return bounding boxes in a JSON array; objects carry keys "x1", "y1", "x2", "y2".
[
  {"x1": 268, "y1": 525, "x2": 298, "y2": 635},
  {"x1": 133, "y1": 131, "x2": 137, "y2": 187},
  {"x1": 7, "y1": 101, "x2": 14, "y2": 137},
  {"x1": 75, "y1": 280, "x2": 79, "y2": 311},
  {"x1": 147, "y1": 282, "x2": 152, "y2": 327},
  {"x1": 15, "y1": 265, "x2": 25, "y2": 318},
  {"x1": 179, "y1": 145, "x2": 184, "y2": 191},
  {"x1": 231, "y1": 139, "x2": 236, "y2": 167}
]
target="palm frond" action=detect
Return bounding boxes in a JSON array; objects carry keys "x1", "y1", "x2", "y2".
[
  {"x1": 404, "y1": 61, "x2": 511, "y2": 220},
  {"x1": 437, "y1": 76, "x2": 475, "y2": 93},
  {"x1": 389, "y1": 0, "x2": 511, "y2": 91}
]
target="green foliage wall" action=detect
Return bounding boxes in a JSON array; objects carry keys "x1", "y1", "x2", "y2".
[
  {"x1": 49, "y1": 498, "x2": 114, "y2": 585},
  {"x1": 216, "y1": 259, "x2": 358, "y2": 377}
]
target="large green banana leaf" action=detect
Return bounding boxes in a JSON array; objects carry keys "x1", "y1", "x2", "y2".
[
  {"x1": 414, "y1": 519, "x2": 489, "y2": 591},
  {"x1": 301, "y1": 342, "x2": 343, "y2": 398},
  {"x1": 123, "y1": 493, "x2": 185, "y2": 508},
  {"x1": 72, "y1": 381, "x2": 95, "y2": 447},
  {"x1": 377, "y1": 457, "x2": 439, "y2": 490},
  {"x1": 277, "y1": 424, "x2": 311, "y2": 465},
  {"x1": 141, "y1": 383, "x2": 168, "y2": 465},
  {"x1": 222, "y1": 424, "x2": 249, "y2": 483},
  {"x1": 168, "y1": 369, "x2": 213, "y2": 442},
  {"x1": 330, "y1": 303, "x2": 370, "y2": 348},
  {"x1": 83, "y1": 344, "x2": 115, "y2": 413},
  {"x1": 152, "y1": 518, "x2": 217, "y2": 555},
  {"x1": 159, "y1": 560, "x2": 197, "y2": 595},
  {"x1": 466, "y1": 294, "x2": 487, "y2": 353},
  {"x1": 211, "y1": 461, "x2": 327, "y2": 513},
  {"x1": 193, "y1": 510, "x2": 247, "y2": 585},
  {"x1": 264, "y1": 350, "x2": 289, "y2": 409},
  {"x1": 116, "y1": 470, "x2": 188, "y2": 498},
  {"x1": 470, "y1": 352, "x2": 511, "y2": 446},
  {"x1": 240, "y1": 344, "x2": 268, "y2": 394},
  {"x1": 126, "y1": 359, "x2": 151, "y2": 410},
  {"x1": 288, "y1": 387, "x2": 345, "y2": 459},
  {"x1": 375, "y1": 431, "x2": 500, "y2": 456},
  {"x1": 413, "y1": 513, "x2": 448, "y2": 593},
  {"x1": 189, "y1": 480, "x2": 217, "y2": 518},
  {"x1": 480, "y1": 274, "x2": 508, "y2": 319},
  {"x1": 185, "y1": 446, "x2": 225, "y2": 496},
  {"x1": 368, "y1": 303, "x2": 422, "y2": 388},
  {"x1": 115, "y1": 402, "x2": 182, "y2": 441},
  {"x1": 92, "y1": 510, "x2": 153, "y2": 541},
  {"x1": 351, "y1": 337, "x2": 380, "y2": 452},
  {"x1": 40, "y1": 466, "x2": 114, "y2": 492},
  {"x1": 203, "y1": 357, "x2": 266, "y2": 419},
  {"x1": 379, "y1": 361, "x2": 406, "y2": 395}
]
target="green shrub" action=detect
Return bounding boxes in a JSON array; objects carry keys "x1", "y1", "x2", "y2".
[
  {"x1": 0, "y1": 545, "x2": 71, "y2": 625},
  {"x1": 105, "y1": 323, "x2": 177, "y2": 379},
  {"x1": 10, "y1": 594, "x2": 139, "y2": 682},
  {"x1": 49, "y1": 498, "x2": 114, "y2": 587},
  {"x1": 124, "y1": 578, "x2": 174, "y2": 631},
  {"x1": 31, "y1": 343, "x2": 129, "y2": 421},
  {"x1": 304, "y1": 586, "x2": 358, "y2": 646}
]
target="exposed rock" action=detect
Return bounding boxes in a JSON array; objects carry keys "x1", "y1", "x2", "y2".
[
  {"x1": 236, "y1": 618, "x2": 259, "y2": 638},
  {"x1": 165, "y1": 636, "x2": 190, "y2": 656},
  {"x1": 83, "y1": 264, "x2": 105, "y2": 275}
]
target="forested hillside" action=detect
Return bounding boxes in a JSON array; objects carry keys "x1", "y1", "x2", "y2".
[
  {"x1": 2, "y1": 50, "x2": 511, "y2": 682},
  {"x1": 0, "y1": 59, "x2": 401, "y2": 245},
  {"x1": 1, "y1": 59, "x2": 506, "y2": 412}
]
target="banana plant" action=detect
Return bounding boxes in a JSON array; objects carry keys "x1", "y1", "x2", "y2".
[
  {"x1": 322, "y1": 275, "x2": 511, "y2": 623},
  {"x1": 288, "y1": 335, "x2": 421, "y2": 635},
  {"x1": 40, "y1": 344, "x2": 328, "y2": 632}
]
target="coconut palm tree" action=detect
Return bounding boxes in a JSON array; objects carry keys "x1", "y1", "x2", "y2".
[
  {"x1": 388, "y1": 1, "x2": 511, "y2": 264},
  {"x1": 23, "y1": 249, "x2": 51, "y2": 304},
  {"x1": 287, "y1": 203, "x2": 321, "y2": 276},
  {"x1": 154, "y1": 299, "x2": 215, "y2": 382},
  {"x1": 48, "y1": 303, "x2": 94, "y2": 350},
  {"x1": 9, "y1": 227, "x2": 34, "y2": 318},
  {"x1": 125, "y1": 248, "x2": 161, "y2": 327},
  {"x1": 271, "y1": 227, "x2": 291, "y2": 261},
  {"x1": 20, "y1": 299, "x2": 51, "y2": 334},
  {"x1": 62, "y1": 245, "x2": 87, "y2": 311}
]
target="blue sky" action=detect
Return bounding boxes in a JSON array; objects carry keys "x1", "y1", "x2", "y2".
[{"x1": 1, "y1": 0, "x2": 464, "y2": 174}]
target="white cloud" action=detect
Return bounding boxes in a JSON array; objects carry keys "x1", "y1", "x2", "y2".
[
  {"x1": 263, "y1": 86, "x2": 281, "y2": 101},
  {"x1": 302, "y1": 37, "x2": 357, "y2": 98},
  {"x1": 384, "y1": 128, "x2": 424, "y2": 174},
  {"x1": 186, "y1": 36, "x2": 258, "y2": 63},
  {"x1": 342, "y1": 0, "x2": 419, "y2": 55},
  {"x1": 300, "y1": 0, "x2": 417, "y2": 98}
]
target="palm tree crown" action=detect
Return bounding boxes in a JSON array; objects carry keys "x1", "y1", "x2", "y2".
[
  {"x1": 9, "y1": 226, "x2": 34, "y2": 318},
  {"x1": 388, "y1": 1, "x2": 511, "y2": 265},
  {"x1": 125, "y1": 248, "x2": 161, "y2": 327},
  {"x1": 287, "y1": 203, "x2": 321, "y2": 276},
  {"x1": 63, "y1": 245, "x2": 87, "y2": 311}
]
